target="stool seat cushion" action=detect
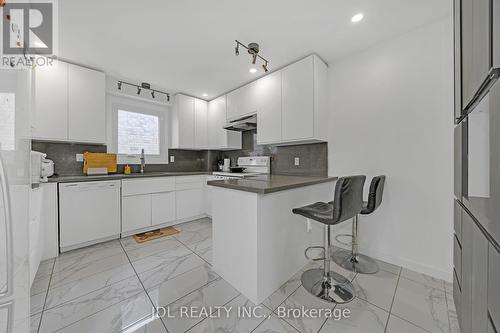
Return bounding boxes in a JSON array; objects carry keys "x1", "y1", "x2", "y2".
[{"x1": 292, "y1": 202, "x2": 334, "y2": 224}]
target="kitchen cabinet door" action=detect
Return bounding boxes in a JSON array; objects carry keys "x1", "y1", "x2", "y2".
[
  {"x1": 462, "y1": 0, "x2": 474, "y2": 108},
  {"x1": 282, "y1": 56, "x2": 314, "y2": 141},
  {"x1": 462, "y1": 0, "x2": 492, "y2": 109},
  {"x1": 494, "y1": 0, "x2": 500, "y2": 68},
  {"x1": 152, "y1": 192, "x2": 176, "y2": 226},
  {"x1": 461, "y1": 211, "x2": 473, "y2": 333},
  {"x1": 194, "y1": 99, "x2": 208, "y2": 148},
  {"x1": 454, "y1": 200, "x2": 463, "y2": 242},
  {"x1": 256, "y1": 71, "x2": 282, "y2": 144},
  {"x1": 33, "y1": 61, "x2": 68, "y2": 140},
  {"x1": 454, "y1": 0, "x2": 463, "y2": 119},
  {"x1": 68, "y1": 64, "x2": 106, "y2": 143},
  {"x1": 171, "y1": 94, "x2": 195, "y2": 148},
  {"x1": 176, "y1": 188, "x2": 204, "y2": 220},
  {"x1": 207, "y1": 96, "x2": 241, "y2": 149},
  {"x1": 122, "y1": 194, "x2": 151, "y2": 233},
  {"x1": 489, "y1": 245, "x2": 500, "y2": 332},
  {"x1": 226, "y1": 81, "x2": 258, "y2": 120},
  {"x1": 471, "y1": 220, "x2": 489, "y2": 333}
]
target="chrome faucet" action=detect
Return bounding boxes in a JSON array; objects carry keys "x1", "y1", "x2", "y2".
[{"x1": 140, "y1": 149, "x2": 146, "y2": 174}]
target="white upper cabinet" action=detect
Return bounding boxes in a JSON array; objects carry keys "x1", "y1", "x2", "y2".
[
  {"x1": 194, "y1": 98, "x2": 208, "y2": 148},
  {"x1": 170, "y1": 94, "x2": 209, "y2": 150},
  {"x1": 257, "y1": 54, "x2": 328, "y2": 145},
  {"x1": 207, "y1": 96, "x2": 241, "y2": 150},
  {"x1": 282, "y1": 56, "x2": 315, "y2": 141},
  {"x1": 170, "y1": 94, "x2": 195, "y2": 149},
  {"x1": 33, "y1": 61, "x2": 106, "y2": 143},
  {"x1": 68, "y1": 64, "x2": 106, "y2": 143},
  {"x1": 226, "y1": 80, "x2": 259, "y2": 120},
  {"x1": 33, "y1": 61, "x2": 68, "y2": 141},
  {"x1": 256, "y1": 71, "x2": 282, "y2": 144}
]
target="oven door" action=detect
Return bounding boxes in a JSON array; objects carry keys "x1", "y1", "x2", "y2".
[{"x1": 463, "y1": 78, "x2": 500, "y2": 244}]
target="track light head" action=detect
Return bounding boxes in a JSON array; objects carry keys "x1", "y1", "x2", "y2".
[
  {"x1": 262, "y1": 62, "x2": 268, "y2": 72},
  {"x1": 167, "y1": 94, "x2": 170, "y2": 102},
  {"x1": 137, "y1": 87, "x2": 141, "y2": 95},
  {"x1": 151, "y1": 91, "x2": 155, "y2": 98},
  {"x1": 235, "y1": 41, "x2": 239, "y2": 56},
  {"x1": 252, "y1": 54, "x2": 257, "y2": 65},
  {"x1": 117, "y1": 81, "x2": 122, "y2": 90}
]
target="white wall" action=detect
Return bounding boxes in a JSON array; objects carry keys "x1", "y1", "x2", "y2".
[{"x1": 328, "y1": 17, "x2": 454, "y2": 281}]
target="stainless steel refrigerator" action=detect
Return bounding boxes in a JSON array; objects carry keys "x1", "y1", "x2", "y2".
[{"x1": 0, "y1": 69, "x2": 32, "y2": 332}]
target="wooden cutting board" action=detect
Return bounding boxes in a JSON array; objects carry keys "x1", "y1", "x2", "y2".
[{"x1": 83, "y1": 152, "x2": 117, "y2": 174}]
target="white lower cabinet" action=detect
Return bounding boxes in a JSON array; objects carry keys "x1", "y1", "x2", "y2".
[
  {"x1": 122, "y1": 194, "x2": 151, "y2": 233},
  {"x1": 120, "y1": 176, "x2": 206, "y2": 235},
  {"x1": 152, "y1": 192, "x2": 176, "y2": 225},
  {"x1": 176, "y1": 188, "x2": 205, "y2": 220}
]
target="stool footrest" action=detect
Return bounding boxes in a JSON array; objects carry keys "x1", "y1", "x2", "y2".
[{"x1": 304, "y1": 246, "x2": 325, "y2": 261}]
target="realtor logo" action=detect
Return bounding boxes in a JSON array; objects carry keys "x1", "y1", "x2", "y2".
[{"x1": 2, "y1": 2, "x2": 53, "y2": 55}]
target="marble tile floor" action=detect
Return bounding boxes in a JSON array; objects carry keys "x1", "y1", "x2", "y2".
[{"x1": 30, "y1": 217, "x2": 459, "y2": 333}]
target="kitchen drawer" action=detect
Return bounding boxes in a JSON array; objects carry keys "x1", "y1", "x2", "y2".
[
  {"x1": 175, "y1": 175, "x2": 207, "y2": 184},
  {"x1": 454, "y1": 200, "x2": 462, "y2": 244},
  {"x1": 175, "y1": 176, "x2": 205, "y2": 190},
  {"x1": 488, "y1": 245, "x2": 500, "y2": 331},
  {"x1": 122, "y1": 177, "x2": 175, "y2": 196},
  {"x1": 454, "y1": 234, "x2": 462, "y2": 287}
]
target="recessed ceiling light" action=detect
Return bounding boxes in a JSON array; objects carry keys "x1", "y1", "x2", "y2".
[
  {"x1": 249, "y1": 68, "x2": 258, "y2": 74},
  {"x1": 351, "y1": 13, "x2": 364, "y2": 23},
  {"x1": 202, "y1": 93, "x2": 208, "y2": 97}
]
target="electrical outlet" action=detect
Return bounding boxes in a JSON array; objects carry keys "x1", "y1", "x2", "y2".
[
  {"x1": 294, "y1": 157, "x2": 300, "y2": 166},
  {"x1": 170, "y1": 155, "x2": 175, "y2": 163},
  {"x1": 76, "y1": 154, "x2": 84, "y2": 162}
]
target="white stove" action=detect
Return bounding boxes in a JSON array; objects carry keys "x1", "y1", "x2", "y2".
[{"x1": 211, "y1": 156, "x2": 270, "y2": 180}]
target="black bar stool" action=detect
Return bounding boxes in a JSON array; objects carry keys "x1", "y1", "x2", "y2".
[
  {"x1": 292, "y1": 175, "x2": 366, "y2": 304},
  {"x1": 331, "y1": 175, "x2": 386, "y2": 274}
]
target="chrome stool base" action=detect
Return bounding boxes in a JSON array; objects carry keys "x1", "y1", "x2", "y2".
[
  {"x1": 331, "y1": 248, "x2": 379, "y2": 274},
  {"x1": 301, "y1": 268, "x2": 355, "y2": 304}
]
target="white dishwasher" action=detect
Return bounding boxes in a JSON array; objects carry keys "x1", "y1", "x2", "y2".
[{"x1": 59, "y1": 180, "x2": 121, "y2": 252}]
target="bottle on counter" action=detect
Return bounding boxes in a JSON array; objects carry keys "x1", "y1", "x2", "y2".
[{"x1": 124, "y1": 164, "x2": 132, "y2": 175}]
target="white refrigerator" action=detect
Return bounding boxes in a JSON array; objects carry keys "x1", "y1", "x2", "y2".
[{"x1": 0, "y1": 69, "x2": 32, "y2": 332}]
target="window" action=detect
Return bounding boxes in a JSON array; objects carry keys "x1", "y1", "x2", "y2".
[
  {"x1": 118, "y1": 110, "x2": 160, "y2": 155},
  {"x1": 108, "y1": 95, "x2": 168, "y2": 164}
]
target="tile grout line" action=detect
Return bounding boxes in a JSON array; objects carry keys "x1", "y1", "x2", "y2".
[
  {"x1": 119, "y1": 240, "x2": 171, "y2": 333},
  {"x1": 383, "y1": 268, "x2": 401, "y2": 333},
  {"x1": 444, "y1": 288, "x2": 453, "y2": 333},
  {"x1": 173, "y1": 234, "x2": 213, "y2": 266},
  {"x1": 36, "y1": 258, "x2": 56, "y2": 333}
]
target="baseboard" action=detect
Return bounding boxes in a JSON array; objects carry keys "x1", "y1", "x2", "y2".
[{"x1": 333, "y1": 243, "x2": 453, "y2": 282}]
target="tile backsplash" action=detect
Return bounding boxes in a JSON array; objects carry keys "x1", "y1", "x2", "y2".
[
  {"x1": 31, "y1": 141, "x2": 209, "y2": 176},
  {"x1": 215, "y1": 130, "x2": 328, "y2": 177},
  {"x1": 32, "y1": 132, "x2": 327, "y2": 177}
]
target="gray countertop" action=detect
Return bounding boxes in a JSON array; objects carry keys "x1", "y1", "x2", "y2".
[
  {"x1": 207, "y1": 175, "x2": 338, "y2": 194},
  {"x1": 48, "y1": 171, "x2": 210, "y2": 183}
]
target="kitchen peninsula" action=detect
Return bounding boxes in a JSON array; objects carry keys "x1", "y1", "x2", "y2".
[{"x1": 208, "y1": 175, "x2": 337, "y2": 304}]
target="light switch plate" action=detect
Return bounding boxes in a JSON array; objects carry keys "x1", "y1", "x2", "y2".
[
  {"x1": 294, "y1": 157, "x2": 300, "y2": 166},
  {"x1": 170, "y1": 155, "x2": 175, "y2": 163},
  {"x1": 76, "y1": 154, "x2": 84, "y2": 162}
]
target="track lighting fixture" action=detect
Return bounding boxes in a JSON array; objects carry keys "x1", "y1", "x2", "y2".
[
  {"x1": 116, "y1": 80, "x2": 171, "y2": 102},
  {"x1": 234, "y1": 40, "x2": 269, "y2": 73}
]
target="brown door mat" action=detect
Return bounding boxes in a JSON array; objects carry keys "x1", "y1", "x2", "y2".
[{"x1": 133, "y1": 226, "x2": 179, "y2": 243}]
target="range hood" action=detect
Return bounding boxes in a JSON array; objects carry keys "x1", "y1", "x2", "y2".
[{"x1": 223, "y1": 114, "x2": 257, "y2": 131}]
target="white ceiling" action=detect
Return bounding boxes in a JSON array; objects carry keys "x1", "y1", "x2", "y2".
[{"x1": 58, "y1": 0, "x2": 451, "y2": 100}]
